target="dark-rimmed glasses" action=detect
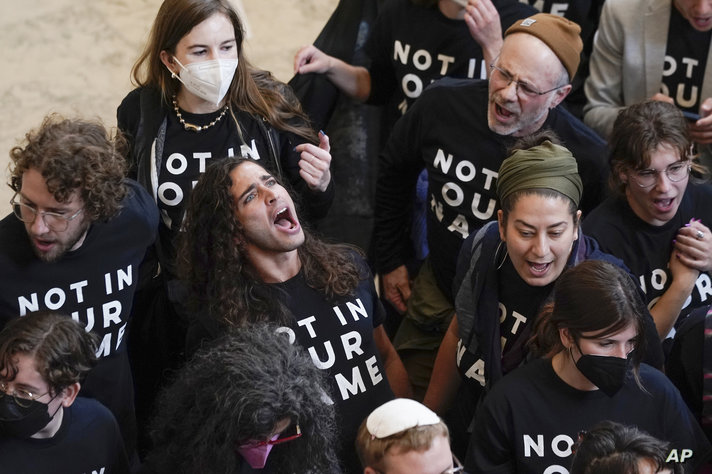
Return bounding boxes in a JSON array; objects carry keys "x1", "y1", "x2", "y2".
[
  {"x1": 0, "y1": 380, "x2": 50, "y2": 408},
  {"x1": 490, "y1": 64, "x2": 567, "y2": 98},
  {"x1": 629, "y1": 161, "x2": 690, "y2": 188},
  {"x1": 10, "y1": 193, "x2": 84, "y2": 232}
]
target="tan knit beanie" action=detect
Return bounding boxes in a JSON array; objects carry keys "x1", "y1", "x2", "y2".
[{"x1": 505, "y1": 13, "x2": 583, "y2": 81}]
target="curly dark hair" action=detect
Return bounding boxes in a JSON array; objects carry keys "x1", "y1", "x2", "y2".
[
  {"x1": 9, "y1": 115, "x2": 128, "y2": 221},
  {"x1": 0, "y1": 312, "x2": 98, "y2": 396},
  {"x1": 131, "y1": 0, "x2": 318, "y2": 143},
  {"x1": 145, "y1": 322, "x2": 339, "y2": 473},
  {"x1": 177, "y1": 157, "x2": 363, "y2": 326}
]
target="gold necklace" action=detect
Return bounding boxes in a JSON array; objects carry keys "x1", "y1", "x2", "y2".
[{"x1": 172, "y1": 96, "x2": 228, "y2": 132}]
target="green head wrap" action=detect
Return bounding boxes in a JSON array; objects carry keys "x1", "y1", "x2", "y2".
[{"x1": 496, "y1": 140, "x2": 583, "y2": 207}]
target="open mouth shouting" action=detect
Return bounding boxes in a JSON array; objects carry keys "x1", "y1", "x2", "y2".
[
  {"x1": 652, "y1": 197, "x2": 675, "y2": 214},
  {"x1": 273, "y1": 206, "x2": 300, "y2": 233},
  {"x1": 528, "y1": 261, "x2": 551, "y2": 277}
]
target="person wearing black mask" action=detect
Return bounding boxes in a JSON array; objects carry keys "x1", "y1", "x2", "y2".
[
  {"x1": 0, "y1": 312, "x2": 130, "y2": 473},
  {"x1": 466, "y1": 260, "x2": 710, "y2": 473}
]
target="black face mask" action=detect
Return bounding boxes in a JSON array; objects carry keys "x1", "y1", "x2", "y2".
[
  {"x1": 574, "y1": 349, "x2": 633, "y2": 397},
  {"x1": 0, "y1": 393, "x2": 54, "y2": 439}
]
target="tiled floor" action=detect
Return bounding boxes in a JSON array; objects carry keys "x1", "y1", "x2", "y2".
[{"x1": 0, "y1": 0, "x2": 336, "y2": 215}]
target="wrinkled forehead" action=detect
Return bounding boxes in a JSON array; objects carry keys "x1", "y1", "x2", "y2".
[{"x1": 499, "y1": 33, "x2": 563, "y2": 79}]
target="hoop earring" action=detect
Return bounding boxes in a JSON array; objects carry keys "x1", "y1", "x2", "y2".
[{"x1": 495, "y1": 240, "x2": 508, "y2": 270}]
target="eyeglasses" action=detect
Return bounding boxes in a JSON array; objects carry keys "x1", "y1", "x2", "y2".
[
  {"x1": 629, "y1": 161, "x2": 690, "y2": 188},
  {"x1": 444, "y1": 453, "x2": 465, "y2": 473},
  {"x1": 490, "y1": 64, "x2": 567, "y2": 98},
  {"x1": 10, "y1": 193, "x2": 84, "y2": 232},
  {"x1": 0, "y1": 380, "x2": 50, "y2": 408},
  {"x1": 240, "y1": 424, "x2": 302, "y2": 448}
]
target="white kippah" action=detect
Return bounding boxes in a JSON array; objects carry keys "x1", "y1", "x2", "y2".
[{"x1": 366, "y1": 398, "x2": 441, "y2": 438}]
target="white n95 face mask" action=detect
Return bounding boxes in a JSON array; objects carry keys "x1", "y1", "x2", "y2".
[{"x1": 170, "y1": 56, "x2": 238, "y2": 106}]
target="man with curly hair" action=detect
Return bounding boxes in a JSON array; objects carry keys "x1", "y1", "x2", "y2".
[
  {"x1": 179, "y1": 157, "x2": 411, "y2": 474},
  {"x1": 0, "y1": 312, "x2": 130, "y2": 473},
  {"x1": 0, "y1": 115, "x2": 159, "y2": 463}
]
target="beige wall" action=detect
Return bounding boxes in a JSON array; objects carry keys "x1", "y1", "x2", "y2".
[{"x1": 0, "y1": 0, "x2": 337, "y2": 216}]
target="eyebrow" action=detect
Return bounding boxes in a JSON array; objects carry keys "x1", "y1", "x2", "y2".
[
  {"x1": 237, "y1": 174, "x2": 274, "y2": 201},
  {"x1": 187, "y1": 38, "x2": 237, "y2": 50},
  {"x1": 19, "y1": 193, "x2": 72, "y2": 213},
  {"x1": 513, "y1": 220, "x2": 568, "y2": 229}
]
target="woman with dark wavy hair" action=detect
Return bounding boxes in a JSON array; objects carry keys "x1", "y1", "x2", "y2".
[{"x1": 142, "y1": 322, "x2": 339, "y2": 474}]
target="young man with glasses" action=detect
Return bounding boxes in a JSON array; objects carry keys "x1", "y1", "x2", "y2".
[
  {"x1": 585, "y1": 100, "x2": 712, "y2": 340},
  {"x1": 373, "y1": 13, "x2": 608, "y2": 412},
  {"x1": 356, "y1": 398, "x2": 464, "y2": 474},
  {"x1": 0, "y1": 115, "x2": 158, "y2": 463},
  {"x1": 0, "y1": 312, "x2": 130, "y2": 473}
]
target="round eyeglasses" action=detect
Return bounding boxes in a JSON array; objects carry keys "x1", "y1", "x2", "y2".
[
  {"x1": 629, "y1": 161, "x2": 691, "y2": 188},
  {"x1": 10, "y1": 193, "x2": 84, "y2": 232},
  {"x1": 489, "y1": 64, "x2": 567, "y2": 98},
  {"x1": 0, "y1": 380, "x2": 50, "y2": 408}
]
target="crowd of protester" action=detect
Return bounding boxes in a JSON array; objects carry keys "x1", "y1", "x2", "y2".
[{"x1": 3, "y1": 0, "x2": 712, "y2": 472}]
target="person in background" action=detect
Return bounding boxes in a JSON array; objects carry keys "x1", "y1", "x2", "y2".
[
  {"x1": 584, "y1": 100, "x2": 712, "y2": 341},
  {"x1": 356, "y1": 398, "x2": 462, "y2": 474},
  {"x1": 570, "y1": 420, "x2": 683, "y2": 474},
  {"x1": 466, "y1": 260, "x2": 709, "y2": 473},
  {"x1": 583, "y1": 0, "x2": 712, "y2": 168},
  {"x1": 141, "y1": 322, "x2": 339, "y2": 474},
  {"x1": 0, "y1": 312, "x2": 130, "y2": 474}
]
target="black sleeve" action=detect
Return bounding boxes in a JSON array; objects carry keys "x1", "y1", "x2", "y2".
[
  {"x1": 363, "y1": 1, "x2": 398, "y2": 105},
  {"x1": 373, "y1": 96, "x2": 426, "y2": 274},
  {"x1": 116, "y1": 89, "x2": 142, "y2": 180}
]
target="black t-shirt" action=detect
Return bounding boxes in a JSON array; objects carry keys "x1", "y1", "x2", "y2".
[
  {"x1": 467, "y1": 358, "x2": 710, "y2": 473},
  {"x1": 365, "y1": 0, "x2": 536, "y2": 125},
  {"x1": 0, "y1": 181, "x2": 158, "y2": 452},
  {"x1": 584, "y1": 184, "x2": 712, "y2": 335},
  {"x1": 0, "y1": 397, "x2": 130, "y2": 474},
  {"x1": 662, "y1": 5, "x2": 712, "y2": 114},
  {"x1": 270, "y1": 257, "x2": 394, "y2": 474},
  {"x1": 375, "y1": 79, "x2": 608, "y2": 300}
]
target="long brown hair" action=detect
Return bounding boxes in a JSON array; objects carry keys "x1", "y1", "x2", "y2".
[
  {"x1": 178, "y1": 158, "x2": 362, "y2": 326},
  {"x1": 131, "y1": 0, "x2": 317, "y2": 142},
  {"x1": 531, "y1": 260, "x2": 646, "y2": 372}
]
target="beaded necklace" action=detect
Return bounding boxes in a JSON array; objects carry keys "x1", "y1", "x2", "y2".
[{"x1": 172, "y1": 95, "x2": 228, "y2": 132}]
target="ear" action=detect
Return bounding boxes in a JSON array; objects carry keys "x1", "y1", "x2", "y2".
[
  {"x1": 572, "y1": 210, "x2": 582, "y2": 241},
  {"x1": 59, "y1": 382, "x2": 80, "y2": 408},
  {"x1": 618, "y1": 169, "x2": 628, "y2": 185},
  {"x1": 497, "y1": 209, "x2": 506, "y2": 241},
  {"x1": 549, "y1": 84, "x2": 572, "y2": 109},
  {"x1": 364, "y1": 467, "x2": 378, "y2": 474},
  {"x1": 559, "y1": 327, "x2": 574, "y2": 350},
  {"x1": 159, "y1": 50, "x2": 177, "y2": 75}
]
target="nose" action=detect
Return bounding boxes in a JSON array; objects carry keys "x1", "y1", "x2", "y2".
[
  {"x1": 499, "y1": 80, "x2": 518, "y2": 101},
  {"x1": 262, "y1": 185, "x2": 277, "y2": 204},
  {"x1": 654, "y1": 171, "x2": 672, "y2": 192},
  {"x1": 29, "y1": 213, "x2": 49, "y2": 235},
  {"x1": 693, "y1": 0, "x2": 712, "y2": 14},
  {"x1": 532, "y1": 234, "x2": 549, "y2": 257},
  {"x1": 613, "y1": 344, "x2": 629, "y2": 359}
]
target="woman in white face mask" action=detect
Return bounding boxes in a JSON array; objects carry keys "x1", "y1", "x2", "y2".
[
  {"x1": 118, "y1": 0, "x2": 334, "y2": 281},
  {"x1": 116, "y1": 0, "x2": 334, "y2": 456}
]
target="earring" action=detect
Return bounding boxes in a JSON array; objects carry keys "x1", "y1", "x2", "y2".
[{"x1": 495, "y1": 240, "x2": 508, "y2": 270}]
